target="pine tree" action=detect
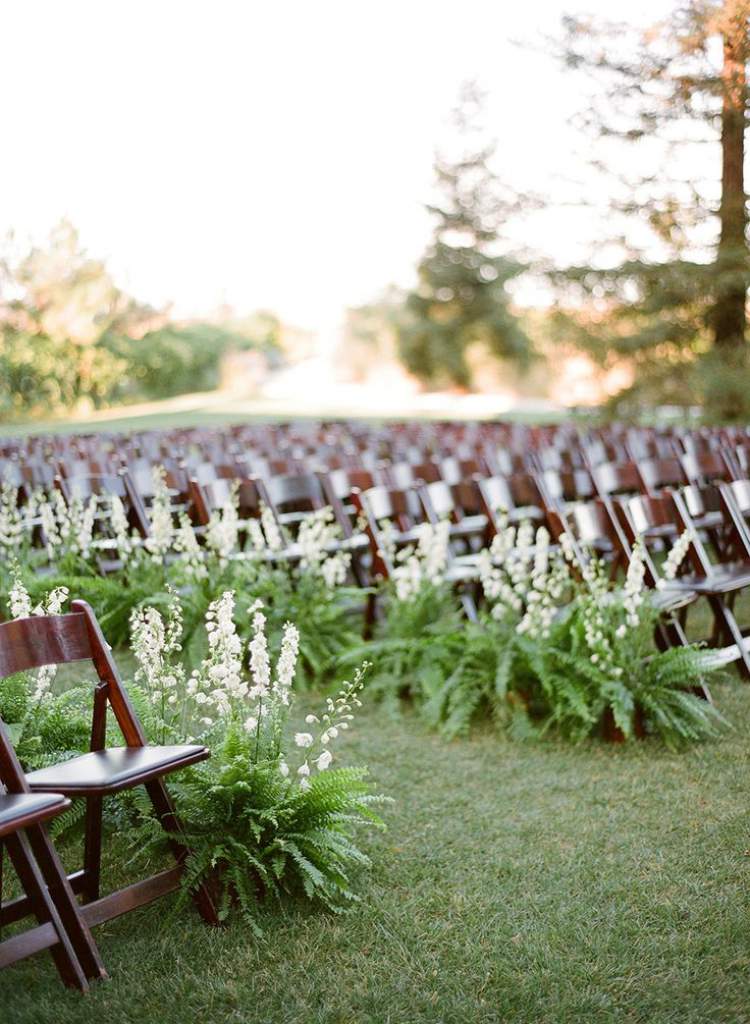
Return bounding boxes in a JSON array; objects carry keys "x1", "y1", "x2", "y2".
[
  {"x1": 552, "y1": 1, "x2": 750, "y2": 420},
  {"x1": 397, "y1": 83, "x2": 532, "y2": 390}
]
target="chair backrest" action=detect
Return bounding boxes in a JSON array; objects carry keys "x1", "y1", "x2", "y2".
[
  {"x1": 593, "y1": 461, "x2": 642, "y2": 498},
  {"x1": 0, "y1": 602, "x2": 146, "y2": 748},
  {"x1": 637, "y1": 457, "x2": 687, "y2": 495},
  {"x1": 538, "y1": 469, "x2": 596, "y2": 505},
  {"x1": 59, "y1": 471, "x2": 150, "y2": 538},
  {"x1": 0, "y1": 612, "x2": 93, "y2": 681},
  {"x1": 680, "y1": 451, "x2": 732, "y2": 485},
  {"x1": 263, "y1": 473, "x2": 326, "y2": 514}
]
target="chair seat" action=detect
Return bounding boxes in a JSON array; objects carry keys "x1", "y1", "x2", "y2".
[
  {"x1": 691, "y1": 510, "x2": 724, "y2": 532},
  {"x1": 0, "y1": 792, "x2": 70, "y2": 838},
  {"x1": 449, "y1": 514, "x2": 488, "y2": 538},
  {"x1": 676, "y1": 565, "x2": 750, "y2": 594},
  {"x1": 651, "y1": 587, "x2": 697, "y2": 612},
  {"x1": 27, "y1": 744, "x2": 209, "y2": 797}
]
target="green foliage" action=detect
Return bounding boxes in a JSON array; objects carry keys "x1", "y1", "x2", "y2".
[
  {"x1": 552, "y1": 4, "x2": 750, "y2": 422},
  {"x1": 397, "y1": 82, "x2": 533, "y2": 388},
  {"x1": 525, "y1": 596, "x2": 728, "y2": 748},
  {"x1": 141, "y1": 742, "x2": 386, "y2": 933},
  {"x1": 341, "y1": 582, "x2": 464, "y2": 713},
  {"x1": 0, "y1": 220, "x2": 277, "y2": 420},
  {"x1": 101, "y1": 323, "x2": 263, "y2": 402}
]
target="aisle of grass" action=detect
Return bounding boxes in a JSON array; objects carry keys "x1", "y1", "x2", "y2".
[{"x1": 3, "y1": 682, "x2": 750, "y2": 1024}]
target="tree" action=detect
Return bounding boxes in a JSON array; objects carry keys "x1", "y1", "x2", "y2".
[
  {"x1": 397, "y1": 83, "x2": 533, "y2": 390},
  {"x1": 552, "y1": 1, "x2": 750, "y2": 420}
]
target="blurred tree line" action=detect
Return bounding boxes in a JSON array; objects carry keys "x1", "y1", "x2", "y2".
[
  {"x1": 0, "y1": 221, "x2": 279, "y2": 421},
  {"x1": 5, "y1": 1, "x2": 750, "y2": 423},
  {"x1": 352, "y1": 0, "x2": 750, "y2": 422}
]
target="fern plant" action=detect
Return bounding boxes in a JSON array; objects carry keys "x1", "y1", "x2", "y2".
[
  {"x1": 341, "y1": 580, "x2": 465, "y2": 713},
  {"x1": 128, "y1": 590, "x2": 388, "y2": 931}
]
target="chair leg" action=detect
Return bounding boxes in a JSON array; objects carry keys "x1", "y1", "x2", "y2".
[
  {"x1": 82, "y1": 796, "x2": 103, "y2": 903},
  {"x1": 144, "y1": 778, "x2": 220, "y2": 927},
  {"x1": 25, "y1": 823, "x2": 107, "y2": 982},
  {"x1": 711, "y1": 595, "x2": 750, "y2": 680},
  {"x1": 2, "y1": 830, "x2": 91, "y2": 990},
  {"x1": 363, "y1": 591, "x2": 377, "y2": 640},
  {"x1": 459, "y1": 589, "x2": 479, "y2": 623}
]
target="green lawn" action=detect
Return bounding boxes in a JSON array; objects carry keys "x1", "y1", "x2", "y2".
[
  {"x1": 0, "y1": 390, "x2": 570, "y2": 438},
  {"x1": 3, "y1": 680, "x2": 750, "y2": 1024}
]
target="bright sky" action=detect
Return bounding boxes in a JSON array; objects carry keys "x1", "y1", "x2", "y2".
[{"x1": 2, "y1": 0, "x2": 678, "y2": 337}]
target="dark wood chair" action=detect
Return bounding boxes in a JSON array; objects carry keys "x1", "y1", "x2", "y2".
[
  {"x1": 0, "y1": 775, "x2": 105, "y2": 989},
  {"x1": 353, "y1": 485, "x2": 478, "y2": 621},
  {"x1": 619, "y1": 489, "x2": 750, "y2": 678},
  {"x1": 418, "y1": 480, "x2": 490, "y2": 552},
  {"x1": 476, "y1": 474, "x2": 545, "y2": 533},
  {"x1": 592, "y1": 461, "x2": 643, "y2": 500},
  {"x1": 637, "y1": 457, "x2": 688, "y2": 497},
  {"x1": 0, "y1": 601, "x2": 220, "y2": 967}
]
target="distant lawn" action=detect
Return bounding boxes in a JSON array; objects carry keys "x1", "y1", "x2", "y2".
[
  {"x1": 3, "y1": 680, "x2": 750, "y2": 1024},
  {"x1": 0, "y1": 390, "x2": 571, "y2": 438}
]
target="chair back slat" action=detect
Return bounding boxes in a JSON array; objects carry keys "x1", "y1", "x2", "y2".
[{"x1": 0, "y1": 613, "x2": 93, "y2": 680}]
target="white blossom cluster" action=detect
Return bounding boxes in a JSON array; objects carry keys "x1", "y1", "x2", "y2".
[
  {"x1": 296, "y1": 507, "x2": 351, "y2": 589},
  {"x1": 0, "y1": 481, "x2": 37, "y2": 556},
  {"x1": 8, "y1": 571, "x2": 69, "y2": 700},
  {"x1": 144, "y1": 466, "x2": 175, "y2": 563},
  {"x1": 391, "y1": 520, "x2": 451, "y2": 602},
  {"x1": 243, "y1": 503, "x2": 285, "y2": 554},
  {"x1": 38, "y1": 488, "x2": 98, "y2": 561},
  {"x1": 131, "y1": 589, "x2": 186, "y2": 725},
  {"x1": 173, "y1": 513, "x2": 208, "y2": 579},
  {"x1": 205, "y1": 485, "x2": 241, "y2": 565},
  {"x1": 130, "y1": 589, "x2": 360, "y2": 790},
  {"x1": 656, "y1": 529, "x2": 693, "y2": 587},
  {"x1": 479, "y1": 519, "x2": 569, "y2": 638},
  {"x1": 293, "y1": 663, "x2": 367, "y2": 790}
]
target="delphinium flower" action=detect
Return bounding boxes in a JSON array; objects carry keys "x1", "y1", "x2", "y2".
[
  {"x1": 144, "y1": 466, "x2": 174, "y2": 563},
  {"x1": 559, "y1": 536, "x2": 629, "y2": 676},
  {"x1": 0, "y1": 481, "x2": 24, "y2": 556},
  {"x1": 184, "y1": 591, "x2": 246, "y2": 729},
  {"x1": 296, "y1": 507, "x2": 351, "y2": 589},
  {"x1": 246, "y1": 517, "x2": 268, "y2": 553},
  {"x1": 205, "y1": 486, "x2": 241, "y2": 565},
  {"x1": 622, "y1": 540, "x2": 647, "y2": 627},
  {"x1": 294, "y1": 663, "x2": 368, "y2": 789},
  {"x1": 109, "y1": 493, "x2": 136, "y2": 564},
  {"x1": 130, "y1": 589, "x2": 368, "y2": 791},
  {"x1": 480, "y1": 519, "x2": 570, "y2": 637},
  {"x1": 131, "y1": 588, "x2": 186, "y2": 738},
  {"x1": 8, "y1": 569, "x2": 69, "y2": 700},
  {"x1": 173, "y1": 513, "x2": 207, "y2": 579},
  {"x1": 39, "y1": 496, "x2": 62, "y2": 558},
  {"x1": 376, "y1": 519, "x2": 397, "y2": 571},
  {"x1": 260, "y1": 503, "x2": 284, "y2": 552},
  {"x1": 516, "y1": 528, "x2": 570, "y2": 640},
  {"x1": 657, "y1": 529, "x2": 693, "y2": 586},
  {"x1": 391, "y1": 520, "x2": 450, "y2": 601}
]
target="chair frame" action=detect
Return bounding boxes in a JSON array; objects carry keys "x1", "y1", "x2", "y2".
[
  {"x1": 0, "y1": 779, "x2": 104, "y2": 989},
  {"x1": 0, "y1": 600, "x2": 219, "y2": 975}
]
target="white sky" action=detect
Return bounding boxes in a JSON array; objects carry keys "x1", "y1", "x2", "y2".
[{"x1": 2, "y1": 0, "x2": 680, "y2": 337}]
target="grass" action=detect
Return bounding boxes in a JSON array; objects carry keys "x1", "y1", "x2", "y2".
[
  {"x1": 3, "y1": 679, "x2": 750, "y2": 1024},
  {"x1": 0, "y1": 389, "x2": 570, "y2": 438}
]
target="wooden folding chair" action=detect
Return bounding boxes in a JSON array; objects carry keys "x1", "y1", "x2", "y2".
[
  {"x1": 353, "y1": 484, "x2": 479, "y2": 623},
  {"x1": 620, "y1": 489, "x2": 750, "y2": 678},
  {"x1": 0, "y1": 776, "x2": 105, "y2": 989},
  {"x1": 0, "y1": 600, "x2": 220, "y2": 969}
]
